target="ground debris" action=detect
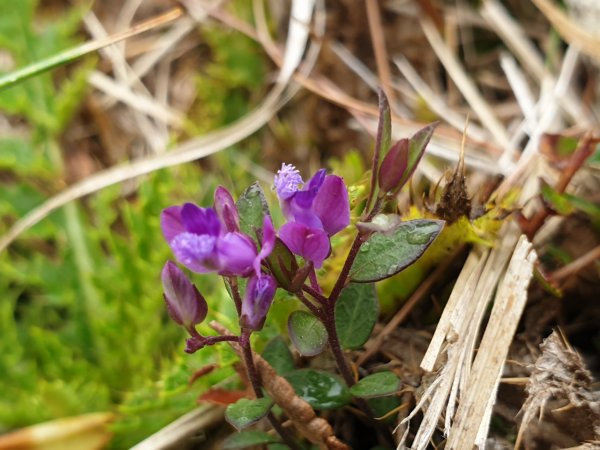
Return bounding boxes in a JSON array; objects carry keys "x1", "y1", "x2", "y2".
[{"x1": 517, "y1": 331, "x2": 600, "y2": 448}]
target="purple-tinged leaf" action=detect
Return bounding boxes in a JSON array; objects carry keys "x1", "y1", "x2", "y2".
[
  {"x1": 391, "y1": 123, "x2": 438, "y2": 194},
  {"x1": 378, "y1": 139, "x2": 409, "y2": 192},
  {"x1": 350, "y1": 219, "x2": 444, "y2": 282}
]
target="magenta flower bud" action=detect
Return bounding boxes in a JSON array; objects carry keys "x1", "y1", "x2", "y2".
[
  {"x1": 214, "y1": 186, "x2": 240, "y2": 233},
  {"x1": 161, "y1": 261, "x2": 208, "y2": 330},
  {"x1": 240, "y1": 274, "x2": 277, "y2": 331},
  {"x1": 378, "y1": 138, "x2": 409, "y2": 193}
]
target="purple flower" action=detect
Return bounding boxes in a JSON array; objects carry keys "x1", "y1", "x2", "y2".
[
  {"x1": 274, "y1": 164, "x2": 350, "y2": 267},
  {"x1": 240, "y1": 274, "x2": 277, "y2": 331},
  {"x1": 162, "y1": 261, "x2": 208, "y2": 331},
  {"x1": 161, "y1": 199, "x2": 275, "y2": 277}
]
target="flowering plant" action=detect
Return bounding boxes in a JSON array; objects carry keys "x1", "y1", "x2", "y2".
[{"x1": 159, "y1": 92, "x2": 444, "y2": 448}]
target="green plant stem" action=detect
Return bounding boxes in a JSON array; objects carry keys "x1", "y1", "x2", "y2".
[{"x1": 239, "y1": 330, "x2": 301, "y2": 450}]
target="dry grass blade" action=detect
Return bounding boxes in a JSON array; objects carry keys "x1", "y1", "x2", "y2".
[
  {"x1": 480, "y1": 0, "x2": 592, "y2": 127},
  {"x1": 532, "y1": 0, "x2": 600, "y2": 63},
  {"x1": 418, "y1": 16, "x2": 514, "y2": 163},
  {"x1": 445, "y1": 235, "x2": 537, "y2": 449},
  {"x1": 0, "y1": 0, "x2": 318, "y2": 253},
  {"x1": 0, "y1": 7, "x2": 184, "y2": 91},
  {"x1": 393, "y1": 56, "x2": 488, "y2": 142},
  {"x1": 130, "y1": 405, "x2": 224, "y2": 450}
]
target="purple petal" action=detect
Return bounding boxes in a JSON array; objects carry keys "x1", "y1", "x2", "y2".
[
  {"x1": 161, "y1": 261, "x2": 208, "y2": 329},
  {"x1": 161, "y1": 206, "x2": 185, "y2": 243},
  {"x1": 214, "y1": 186, "x2": 240, "y2": 232},
  {"x1": 254, "y1": 216, "x2": 276, "y2": 275},
  {"x1": 293, "y1": 169, "x2": 326, "y2": 209},
  {"x1": 181, "y1": 204, "x2": 221, "y2": 236},
  {"x1": 170, "y1": 232, "x2": 219, "y2": 273},
  {"x1": 279, "y1": 222, "x2": 330, "y2": 268},
  {"x1": 217, "y1": 232, "x2": 257, "y2": 276},
  {"x1": 240, "y1": 274, "x2": 277, "y2": 330},
  {"x1": 313, "y1": 175, "x2": 350, "y2": 236}
]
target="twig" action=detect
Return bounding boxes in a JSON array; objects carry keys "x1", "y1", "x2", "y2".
[{"x1": 550, "y1": 244, "x2": 600, "y2": 281}]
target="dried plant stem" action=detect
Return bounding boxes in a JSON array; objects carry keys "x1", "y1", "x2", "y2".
[
  {"x1": 239, "y1": 330, "x2": 301, "y2": 450},
  {"x1": 551, "y1": 244, "x2": 600, "y2": 281},
  {"x1": 211, "y1": 322, "x2": 349, "y2": 450}
]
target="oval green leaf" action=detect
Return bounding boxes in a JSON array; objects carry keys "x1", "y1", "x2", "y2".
[
  {"x1": 262, "y1": 336, "x2": 295, "y2": 375},
  {"x1": 225, "y1": 397, "x2": 273, "y2": 431},
  {"x1": 350, "y1": 219, "x2": 444, "y2": 282},
  {"x1": 285, "y1": 369, "x2": 352, "y2": 410},
  {"x1": 350, "y1": 371, "x2": 401, "y2": 399},
  {"x1": 335, "y1": 283, "x2": 378, "y2": 349},
  {"x1": 288, "y1": 310, "x2": 327, "y2": 357},
  {"x1": 236, "y1": 182, "x2": 270, "y2": 243},
  {"x1": 223, "y1": 430, "x2": 279, "y2": 449}
]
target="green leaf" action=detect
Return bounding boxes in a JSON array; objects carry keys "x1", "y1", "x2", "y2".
[
  {"x1": 393, "y1": 123, "x2": 438, "y2": 194},
  {"x1": 285, "y1": 369, "x2": 352, "y2": 410},
  {"x1": 225, "y1": 397, "x2": 273, "y2": 431},
  {"x1": 335, "y1": 283, "x2": 378, "y2": 349},
  {"x1": 236, "y1": 182, "x2": 270, "y2": 243},
  {"x1": 265, "y1": 238, "x2": 298, "y2": 291},
  {"x1": 540, "y1": 181, "x2": 574, "y2": 215},
  {"x1": 262, "y1": 336, "x2": 295, "y2": 375},
  {"x1": 223, "y1": 430, "x2": 279, "y2": 449},
  {"x1": 375, "y1": 90, "x2": 392, "y2": 165},
  {"x1": 288, "y1": 311, "x2": 328, "y2": 357},
  {"x1": 350, "y1": 372, "x2": 401, "y2": 398},
  {"x1": 367, "y1": 396, "x2": 401, "y2": 423},
  {"x1": 350, "y1": 219, "x2": 444, "y2": 282}
]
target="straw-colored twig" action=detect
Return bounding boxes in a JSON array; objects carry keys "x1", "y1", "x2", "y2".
[{"x1": 130, "y1": 405, "x2": 224, "y2": 450}]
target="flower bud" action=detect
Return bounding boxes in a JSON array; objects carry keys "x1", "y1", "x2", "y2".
[
  {"x1": 378, "y1": 138, "x2": 409, "y2": 193},
  {"x1": 161, "y1": 261, "x2": 208, "y2": 330},
  {"x1": 240, "y1": 274, "x2": 277, "y2": 331},
  {"x1": 214, "y1": 186, "x2": 240, "y2": 232}
]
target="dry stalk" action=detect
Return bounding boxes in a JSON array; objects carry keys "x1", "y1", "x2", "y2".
[
  {"x1": 130, "y1": 405, "x2": 224, "y2": 450},
  {"x1": 210, "y1": 321, "x2": 349, "y2": 450}
]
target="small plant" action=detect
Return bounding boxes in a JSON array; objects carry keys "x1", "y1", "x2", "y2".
[{"x1": 159, "y1": 92, "x2": 444, "y2": 448}]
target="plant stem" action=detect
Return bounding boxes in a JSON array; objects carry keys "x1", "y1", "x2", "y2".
[
  {"x1": 328, "y1": 234, "x2": 363, "y2": 305},
  {"x1": 302, "y1": 285, "x2": 327, "y2": 305},
  {"x1": 240, "y1": 329, "x2": 301, "y2": 450},
  {"x1": 295, "y1": 291, "x2": 323, "y2": 319},
  {"x1": 227, "y1": 277, "x2": 242, "y2": 316},
  {"x1": 322, "y1": 301, "x2": 355, "y2": 386}
]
